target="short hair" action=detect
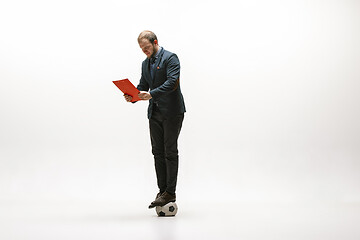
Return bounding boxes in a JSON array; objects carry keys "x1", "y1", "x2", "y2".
[{"x1": 138, "y1": 30, "x2": 158, "y2": 44}]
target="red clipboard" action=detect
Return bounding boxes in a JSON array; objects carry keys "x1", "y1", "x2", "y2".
[{"x1": 112, "y1": 79, "x2": 140, "y2": 102}]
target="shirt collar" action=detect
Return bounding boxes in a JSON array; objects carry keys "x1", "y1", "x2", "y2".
[
  {"x1": 154, "y1": 46, "x2": 162, "y2": 58},
  {"x1": 150, "y1": 46, "x2": 162, "y2": 63}
]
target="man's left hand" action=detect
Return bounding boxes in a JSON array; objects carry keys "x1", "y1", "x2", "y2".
[{"x1": 138, "y1": 91, "x2": 152, "y2": 100}]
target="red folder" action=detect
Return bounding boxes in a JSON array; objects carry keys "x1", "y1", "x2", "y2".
[{"x1": 113, "y1": 79, "x2": 140, "y2": 102}]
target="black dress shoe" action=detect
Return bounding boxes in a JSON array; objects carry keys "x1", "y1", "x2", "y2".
[
  {"x1": 149, "y1": 192, "x2": 176, "y2": 208},
  {"x1": 149, "y1": 192, "x2": 164, "y2": 208},
  {"x1": 155, "y1": 192, "x2": 163, "y2": 200},
  {"x1": 148, "y1": 192, "x2": 165, "y2": 208}
]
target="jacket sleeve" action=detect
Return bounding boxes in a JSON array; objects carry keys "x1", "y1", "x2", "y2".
[
  {"x1": 137, "y1": 62, "x2": 149, "y2": 92},
  {"x1": 149, "y1": 54, "x2": 180, "y2": 100}
]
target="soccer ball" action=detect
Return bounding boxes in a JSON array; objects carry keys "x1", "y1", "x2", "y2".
[{"x1": 155, "y1": 202, "x2": 178, "y2": 217}]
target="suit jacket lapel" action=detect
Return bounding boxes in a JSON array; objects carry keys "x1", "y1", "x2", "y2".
[{"x1": 153, "y1": 48, "x2": 165, "y2": 80}]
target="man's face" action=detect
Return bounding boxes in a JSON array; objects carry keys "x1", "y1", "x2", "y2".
[{"x1": 139, "y1": 39, "x2": 156, "y2": 59}]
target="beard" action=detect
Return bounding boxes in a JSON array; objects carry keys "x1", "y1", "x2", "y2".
[{"x1": 150, "y1": 43, "x2": 158, "y2": 58}]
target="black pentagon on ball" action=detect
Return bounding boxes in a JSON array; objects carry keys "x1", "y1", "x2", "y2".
[
  {"x1": 159, "y1": 211, "x2": 166, "y2": 216},
  {"x1": 169, "y1": 206, "x2": 175, "y2": 212}
]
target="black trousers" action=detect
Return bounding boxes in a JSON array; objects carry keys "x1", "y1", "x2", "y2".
[{"x1": 149, "y1": 107, "x2": 184, "y2": 195}]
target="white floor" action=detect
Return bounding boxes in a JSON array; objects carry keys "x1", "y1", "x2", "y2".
[{"x1": 1, "y1": 200, "x2": 359, "y2": 240}]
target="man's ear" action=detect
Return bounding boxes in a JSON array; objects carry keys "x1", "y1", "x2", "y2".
[{"x1": 154, "y1": 40, "x2": 158, "y2": 45}]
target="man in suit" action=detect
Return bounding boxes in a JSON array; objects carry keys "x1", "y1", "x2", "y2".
[{"x1": 124, "y1": 30, "x2": 185, "y2": 208}]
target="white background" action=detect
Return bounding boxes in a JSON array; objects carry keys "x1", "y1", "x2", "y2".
[{"x1": 0, "y1": 0, "x2": 360, "y2": 238}]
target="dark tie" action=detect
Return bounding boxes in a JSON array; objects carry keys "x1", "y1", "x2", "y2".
[
  {"x1": 150, "y1": 57, "x2": 157, "y2": 79},
  {"x1": 150, "y1": 57, "x2": 156, "y2": 64}
]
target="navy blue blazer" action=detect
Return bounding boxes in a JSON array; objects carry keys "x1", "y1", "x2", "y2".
[{"x1": 137, "y1": 48, "x2": 186, "y2": 119}]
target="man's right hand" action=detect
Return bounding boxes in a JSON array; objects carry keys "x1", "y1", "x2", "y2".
[{"x1": 124, "y1": 94, "x2": 133, "y2": 102}]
